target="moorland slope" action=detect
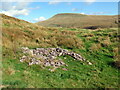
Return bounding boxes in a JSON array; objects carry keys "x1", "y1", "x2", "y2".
[{"x1": 37, "y1": 13, "x2": 118, "y2": 29}]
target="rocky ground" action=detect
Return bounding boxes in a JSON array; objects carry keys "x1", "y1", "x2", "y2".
[{"x1": 20, "y1": 47, "x2": 92, "y2": 71}]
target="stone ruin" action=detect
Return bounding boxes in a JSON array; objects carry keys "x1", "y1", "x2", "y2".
[{"x1": 20, "y1": 47, "x2": 92, "y2": 71}]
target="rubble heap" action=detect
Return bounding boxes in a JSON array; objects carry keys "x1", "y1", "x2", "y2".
[{"x1": 20, "y1": 47, "x2": 91, "y2": 70}]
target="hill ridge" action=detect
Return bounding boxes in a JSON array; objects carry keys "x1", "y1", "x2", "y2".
[
  {"x1": 37, "y1": 13, "x2": 118, "y2": 29},
  {"x1": 0, "y1": 14, "x2": 31, "y2": 24}
]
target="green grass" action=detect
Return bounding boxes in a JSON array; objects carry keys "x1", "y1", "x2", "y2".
[
  {"x1": 2, "y1": 53, "x2": 119, "y2": 88},
  {"x1": 1, "y1": 13, "x2": 119, "y2": 88},
  {"x1": 2, "y1": 27, "x2": 119, "y2": 88}
]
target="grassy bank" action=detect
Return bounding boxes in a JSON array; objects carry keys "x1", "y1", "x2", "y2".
[{"x1": 1, "y1": 14, "x2": 119, "y2": 88}]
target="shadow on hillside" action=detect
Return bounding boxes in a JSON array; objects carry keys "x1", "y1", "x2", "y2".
[
  {"x1": 84, "y1": 26, "x2": 100, "y2": 30},
  {"x1": 108, "y1": 61, "x2": 120, "y2": 70}
]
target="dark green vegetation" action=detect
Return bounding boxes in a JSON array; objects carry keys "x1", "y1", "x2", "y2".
[
  {"x1": 37, "y1": 13, "x2": 118, "y2": 29},
  {"x1": 1, "y1": 14, "x2": 119, "y2": 88}
]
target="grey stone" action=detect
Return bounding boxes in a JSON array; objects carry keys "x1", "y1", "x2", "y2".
[{"x1": 20, "y1": 47, "x2": 89, "y2": 70}]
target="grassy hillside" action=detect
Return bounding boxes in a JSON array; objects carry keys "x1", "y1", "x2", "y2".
[
  {"x1": 1, "y1": 14, "x2": 119, "y2": 88},
  {"x1": 37, "y1": 13, "x2": 118, "y2": 29}
]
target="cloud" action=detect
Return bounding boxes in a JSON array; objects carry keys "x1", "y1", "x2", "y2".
[
  {"x1": 80, "y1": 12, "x2": 85, "y2": 14},
  {"x1": 48, "y1": 0, "x2": 61, "y2": 5},
  {"x1": 72, "y1": 8, "x2": 83, "y2": 12},
  {"x1": 1, "y1": 9, "x2": 29, "y2": 16},
  {"x1": 84, "y1": 0, "x2": 96, "y2": 4},
  {"x1": 1, "y1": 2, "x2": 13, "y2": 11},
  {"x1": 34, "y1": 17, "x2": 46, "y2": 22},
  {"x1": 48, "y1": 2, "x2": 60, "y2": 5},
  {"x1": 0, "y1": 2, "x2": 31, "y2": 16},
  {"x1": 90, "y1": 12, "x2": 111, "y2": 15},
  {"x1": 48, "y1": 0, "x2": 96, "y2": 5},
  {"x1": 14, "y1": 2, "x2": 30, "y2": 10},
  {"x1": 29, "y1": 6, "x2": 40, "y2": 10},
  {"x1": 67, "y1": 2, "x2": 72, "y2": 5},
  {"x1": 72, "y1": 8, "x2": 79, "y2": 12},
  {"x1": 1, "y1": 0, "x2": 34, "y2": 2}
]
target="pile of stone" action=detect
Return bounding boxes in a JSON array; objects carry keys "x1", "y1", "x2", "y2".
[{"x1": 20, "y1": 47, "x2": 92, "y2": 71}]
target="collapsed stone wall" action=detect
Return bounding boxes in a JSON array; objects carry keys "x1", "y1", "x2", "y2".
[{"x1": 20, "y1": 47, "x2": 92, "y2": 71}]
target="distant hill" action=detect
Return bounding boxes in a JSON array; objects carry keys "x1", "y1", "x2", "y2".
[{"x1": 37, "y1": 13, "x2": 118, "y2": 29}]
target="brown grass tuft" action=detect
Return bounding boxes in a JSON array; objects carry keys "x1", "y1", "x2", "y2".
[
  {"x1": 101, "y1": 37, "x2": 112, "y2": 47},
  {"x1": 90, "y1": 43, "x2": 101, "y2": 51},
  {"x1": 112, "y1": 47, "x2": 118, "y2": 59},
  {"x1": 81, "y1": 33, "x2": 94, "y2": 37},
  {"x1": 5, "y1": 68, "x2": 15, "y2": 75}
]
